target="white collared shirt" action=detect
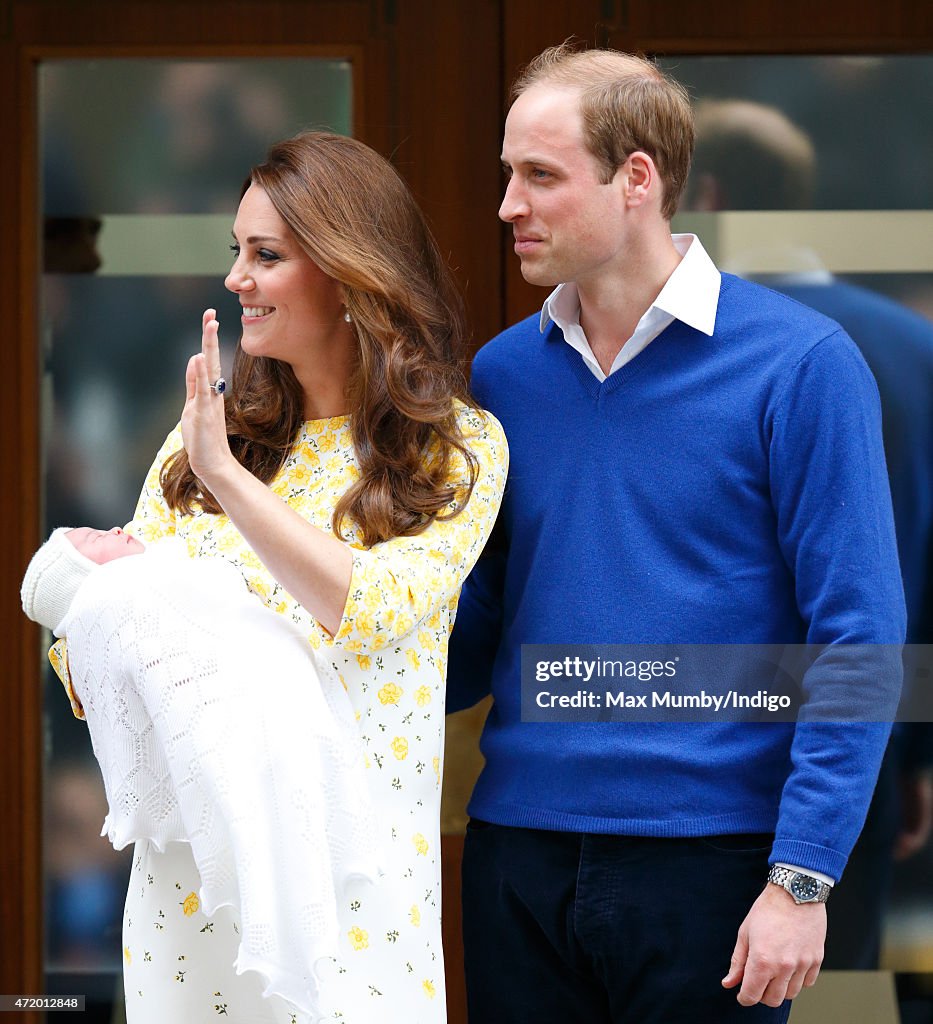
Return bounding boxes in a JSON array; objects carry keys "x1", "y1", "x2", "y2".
[{"x1": 539, "y1": 233, "x2": 721, "y2": 381}]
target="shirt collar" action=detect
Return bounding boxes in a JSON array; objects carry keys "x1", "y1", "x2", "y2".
[{"x1": 539, "y1": 234, "x2": 720, "y2": 337}]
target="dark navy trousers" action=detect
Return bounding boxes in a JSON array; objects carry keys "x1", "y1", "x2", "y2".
[{"x1": 462, "y1": 821, "x2": 793, "y2": 1024}]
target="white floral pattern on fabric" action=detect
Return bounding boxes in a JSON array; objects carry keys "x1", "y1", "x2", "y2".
[{"x1": 96, "y1": 401, "x2": 505, "y2": 1023}]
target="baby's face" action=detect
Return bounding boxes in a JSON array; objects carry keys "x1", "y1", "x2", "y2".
[{"x1": 67, "y1": 527, "x2": 145, "y2": 564}]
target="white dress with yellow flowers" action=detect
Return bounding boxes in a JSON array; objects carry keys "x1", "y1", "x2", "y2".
[{"x1": 115, "y1": 403, "x2": 507, "y2": 1024}]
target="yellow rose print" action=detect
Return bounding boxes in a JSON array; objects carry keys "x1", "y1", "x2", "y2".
[
  {"x1": 123, "y1": 946, "x2": 132, "y2": 965},
  {"x1": 395, "y1": 613, "x2": 413, "y2": 636},
  {"x1": 418, "y1": 630, "x2": 436, "y2": 651},
  {"x1": 390, "y1": 736, "x2": 409, "y2": 760},
  {"x1": 348, "y1": 926, "x2": 369, "y2": 951},
  {"x1": 415, "y1": 685, "x2": 432, "y2": 707},
  {"x1": 182, "y1": 892, "x2": 200, "y2": 916},
  {"x1": 406, "y1": 648, "x2": 421, "y2": 670},
  {"x1": 409, "y1": 904, "x2": 421, "y2": 927},
  {"x1": 356, "y1": 654, "x2": 372, "y2": 671},
  {"x1": 318, "y1": 432, "x2": 336, "y2": 452},
  {"x1": 412, "y1": 833, "x2": 429, "y2": 856},
  {"x1": 288, "y1": 464, "x2": 310, "y2": 485},
  {"x1": 356, "y1": 611, "x2": 375, "y2": 638},
  {"x1": 378, "y1": 683, "x2": 403, "y2": 705},
  {"x1": 433, "y1": 756, "x2": 441, "y2": 783},
  {"x1": 423, "y1": 980, "x2": 436, "y2": 999}
]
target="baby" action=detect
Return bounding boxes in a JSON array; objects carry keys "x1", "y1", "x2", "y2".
[
  {"x1": 67, "y1": 525, "x2": 145, "y2": 561},
  {"x1": 22, "y1": 526, "x2": 145, "y2": 641},
  {"x1": 22, "y1": 527, "x2": 381, "y2": 1018}
]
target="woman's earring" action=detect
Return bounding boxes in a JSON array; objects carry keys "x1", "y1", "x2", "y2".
[{"x1": 343, "y1": 309, "x2": 352, "y2": 324}]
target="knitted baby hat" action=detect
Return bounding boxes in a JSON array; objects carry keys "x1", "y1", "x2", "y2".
[{"x1": 21, "y1": 528, "x2": 98, "y2": 637}]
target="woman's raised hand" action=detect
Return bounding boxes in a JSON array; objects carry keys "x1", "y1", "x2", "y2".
[{"x1": 181, "y1": 308, "x2": 234, "y2": 485}]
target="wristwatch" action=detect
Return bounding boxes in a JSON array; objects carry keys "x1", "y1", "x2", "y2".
[{"x1": 767, "y1": 865, "x2": 831, "y2": 904}]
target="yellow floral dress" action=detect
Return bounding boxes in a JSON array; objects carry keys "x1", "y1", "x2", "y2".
[{"x1": 99, "y1": 402, "x2": 507, "y2": 1023}]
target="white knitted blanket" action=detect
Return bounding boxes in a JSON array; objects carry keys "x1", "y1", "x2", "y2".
[{"x1": 59, "y1": 541, "x2": 381, "y2": 1018}]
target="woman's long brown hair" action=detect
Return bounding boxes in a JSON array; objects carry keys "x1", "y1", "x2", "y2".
[{"x1": 161, "y1": 132, "x2": 478, "y2": 546}]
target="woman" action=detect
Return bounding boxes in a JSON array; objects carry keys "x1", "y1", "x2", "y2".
[{"x1": 58, "y1": 132, "x2": 507, "y2": 1023}]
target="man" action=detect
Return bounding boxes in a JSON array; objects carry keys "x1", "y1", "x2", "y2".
[{"x1": 447, "y1": 44, "x2": 906, "y2": 1023}]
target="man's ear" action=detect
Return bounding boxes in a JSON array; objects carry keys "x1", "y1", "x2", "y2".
[{"x1": 621, "y1": 151, "x2": 657, "y2": 209}]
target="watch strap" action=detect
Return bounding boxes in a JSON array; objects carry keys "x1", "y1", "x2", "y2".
[{"x1": 767, "y1": 864, "x2": 831, "y2": 904}]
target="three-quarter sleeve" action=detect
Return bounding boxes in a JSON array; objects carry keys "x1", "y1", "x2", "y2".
[{"x1": 331, "y1": 408, "x2": 508, "y2": 654}]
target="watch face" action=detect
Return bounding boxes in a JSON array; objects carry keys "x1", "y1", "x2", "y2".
[{"x1": 790, "y1": 874, "x2": 821, "y2": 902}]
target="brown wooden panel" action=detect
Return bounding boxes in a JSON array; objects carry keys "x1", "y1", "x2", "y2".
[
  {"x1": 395, "y1": 0, "x2": 504, "y2": 357},
  {"x1": 623, "y1": 0, "x2": 933, "y2": 53},
  {"x1": 0, "y1": 7, "x2": 42, "y2": 1018},
  {"x1": 12, "y1": 0, "x2": 372, "y2": 44},
  {"x1": 505, "y1": 0, "x2": 611, "y2": 74}
]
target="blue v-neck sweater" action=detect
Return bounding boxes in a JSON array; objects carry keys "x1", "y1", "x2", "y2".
[{"x1": 449, "y1": 273, "x2": 906, "y2": 880}]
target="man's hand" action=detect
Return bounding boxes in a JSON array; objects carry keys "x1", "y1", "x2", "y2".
[{"x1": 721, "y1": 883, "x2": 825, "y2": 1007}]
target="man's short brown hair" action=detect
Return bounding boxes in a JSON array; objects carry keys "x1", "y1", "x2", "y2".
[{"x1": 512, "y1": 42, "x2": 695, "y2": 220}]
